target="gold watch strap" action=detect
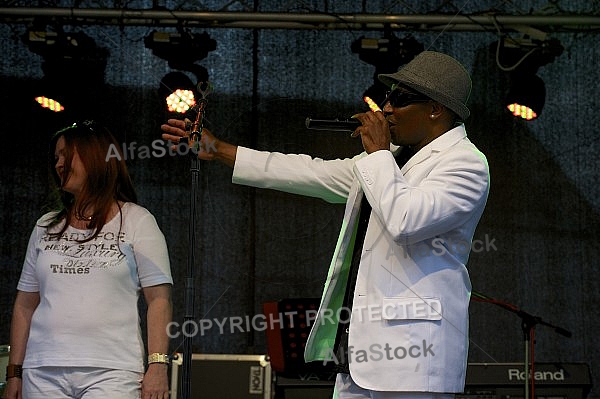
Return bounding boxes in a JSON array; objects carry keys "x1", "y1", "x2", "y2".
[{"x1": 147, "y1": 353, "x2": 170, "y2": 364}]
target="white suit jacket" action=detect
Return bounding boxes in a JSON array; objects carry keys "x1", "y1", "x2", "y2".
[{"x1": 232, "y1": 125, "x2": 490, "y2": 393}]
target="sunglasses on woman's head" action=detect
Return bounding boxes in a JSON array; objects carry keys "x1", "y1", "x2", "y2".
[{"x1": 55, "y1": 120, "x2": 98, "y2": 137}]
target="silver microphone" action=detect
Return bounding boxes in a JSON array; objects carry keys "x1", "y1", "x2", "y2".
[
  {"x1": 306, "y1": 96, "x2": 382, "y2": 132},
  {"x1": 305, "y1": 117, "x2": 361, "y2": 132}
]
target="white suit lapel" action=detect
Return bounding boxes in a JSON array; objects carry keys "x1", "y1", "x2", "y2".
[{"x1": 304, "y1": 179, "x2": 364, "y2": 361}]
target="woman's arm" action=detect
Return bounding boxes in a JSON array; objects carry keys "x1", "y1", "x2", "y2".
[
  {"x1": 140, "y1": 283, "x2": 172, "y2": 399},
  {"x1": 4, "y1": 290, "x2": 40, "y2": 399}
]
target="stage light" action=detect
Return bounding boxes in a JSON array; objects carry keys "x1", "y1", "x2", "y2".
[
  {"x1": 352, "y1": 32, "x2": 423, "y2": 107},
  {"x1": 34, "y1": 96, "x2": 65, "y2": 112},
  {"x1": 167, "y1": 89, "x2": 195, "y2": 113},
  {"x1": 24, "y1": 29, "x2": 108, "y2": 115},
  {"x1": 145, "y1": 30, "x2": 215, "y2": 113},
  {"x1": 32, "y1": 75, "x2": 68, "y2": 113},
  {"x1": 495, "y1": 34, "x2": 563, "y2": 121},
  {"x1": 506, "y1": 73, "x2": 545, "y2": 120},
  {"x1": 144, "y1": 30, "x2": 216, "y2": 68},
  {"x1": 159, "y1": 72, "x2": 197, "y2": 114}
]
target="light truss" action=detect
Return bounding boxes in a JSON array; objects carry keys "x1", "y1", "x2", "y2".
[{"x1": 0, "y1": 8, "x2": 599, "y2": 32}]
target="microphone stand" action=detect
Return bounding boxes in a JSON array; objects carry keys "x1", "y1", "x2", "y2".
[
  {"x1": 180, "y1": 82, "x2": 212, "y2": 399},
  {"x1": 471, "y1": 291, "x2": 571, "y2": 399}
]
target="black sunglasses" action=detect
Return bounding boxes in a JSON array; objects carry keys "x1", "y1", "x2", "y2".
[{"x1": 383, "y1": 85, "x2": 430, "y2": 108}]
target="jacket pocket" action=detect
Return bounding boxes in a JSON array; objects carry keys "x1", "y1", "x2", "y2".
[{"x1": 381, "y1": 296, "x2": 442, "y2": 321}]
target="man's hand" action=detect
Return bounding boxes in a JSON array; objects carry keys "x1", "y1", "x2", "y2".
[
  {"x1": 160, "y1": 118, "x2": 238, "y2": 167},
  {"x1": 160, "y1": 118, "x2": 187, "y2": 141},
  {"x1": 160, "y1": 119, "x2": 220, "y2": 161},
  {"x1": 350, "y1": 111, "x2": 390, "y2": 154}
]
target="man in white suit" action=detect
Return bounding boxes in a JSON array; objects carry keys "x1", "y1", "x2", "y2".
[{"x1": 162, "y1": 51, "x2": 490, "y2": 399}]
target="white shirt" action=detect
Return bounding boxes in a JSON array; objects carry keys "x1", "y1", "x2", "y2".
[{"x1": 18, "y1": 202, "x2": 172, "y2": 372}]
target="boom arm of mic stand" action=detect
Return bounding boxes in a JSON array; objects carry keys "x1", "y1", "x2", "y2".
[
  {"x1": 471, "y1": 291, "x2": 572, "y2": 338},
  {"x1": 471, "y1": 291, "x2": 572, "y2": 399}
]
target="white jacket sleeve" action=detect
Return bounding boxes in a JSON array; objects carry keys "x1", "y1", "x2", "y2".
[{"x1": 232, "y1": 146, "x2": 367, "y2": 204}]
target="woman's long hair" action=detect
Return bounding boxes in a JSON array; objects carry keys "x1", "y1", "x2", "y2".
[{"x1": 45, "y1": 120, "x2": 138, "y2": 242}]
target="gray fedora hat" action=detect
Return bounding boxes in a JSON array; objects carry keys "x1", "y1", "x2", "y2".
[{"x1": 378, "y1": 51, "x2": 472, "y2": 120}]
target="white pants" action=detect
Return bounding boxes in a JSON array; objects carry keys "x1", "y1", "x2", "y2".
[
  {"x1": 23, "y1": 367, "x2": 143, "y2": 399},
  {"x1": 333, "y1": 373, "x2": 456, "y2": 399}
]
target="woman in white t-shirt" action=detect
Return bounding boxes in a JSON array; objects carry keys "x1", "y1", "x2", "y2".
[{"x1": 5, "y1": 121, "x2": 173, "y2": 399}]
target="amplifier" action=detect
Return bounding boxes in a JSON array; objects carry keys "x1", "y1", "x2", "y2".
[
  {"x1": 459, "y1": 363, "x2": 592, "y2": 399},
  {"x1": 170, "y1": 353, "x2": 272, "y2": 399},
  {"x1": 275, "y1": 376, "x2": 334, "y2": 399}
]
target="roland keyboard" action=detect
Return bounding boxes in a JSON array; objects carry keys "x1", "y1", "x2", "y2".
[{"x1": 459, "y1": 363, "x2": 592, "y2": 399}]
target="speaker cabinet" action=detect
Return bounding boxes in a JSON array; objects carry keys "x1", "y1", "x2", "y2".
[{"x1": 170, "y1": 353, "x2": 272, "y2": 399}]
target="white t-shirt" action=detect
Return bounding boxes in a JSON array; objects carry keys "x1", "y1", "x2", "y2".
[{"x1": 18, "y1": 202, "x2": 173, "y2": 373}]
